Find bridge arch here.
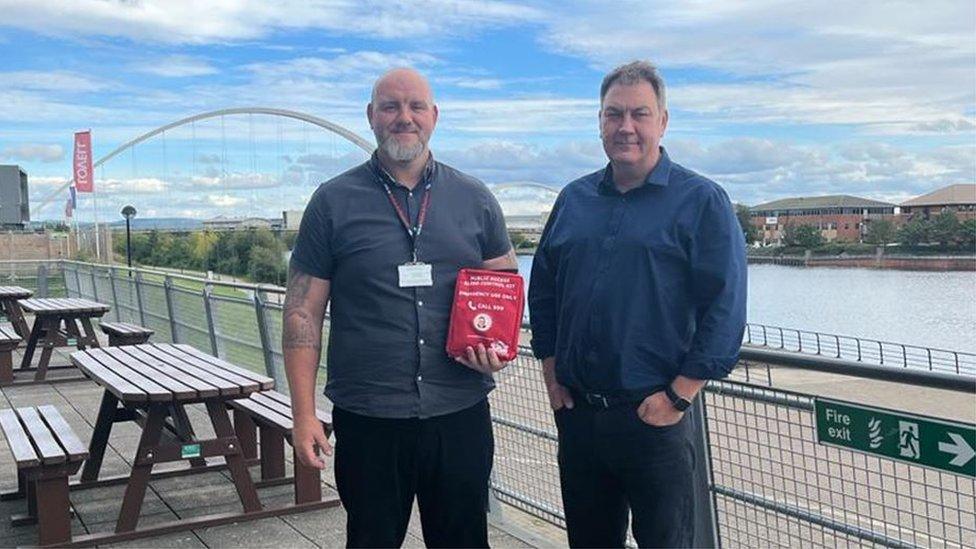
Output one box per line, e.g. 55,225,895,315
37,107,375,214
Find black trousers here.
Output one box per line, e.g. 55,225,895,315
333,399,494,548
555,402,696,548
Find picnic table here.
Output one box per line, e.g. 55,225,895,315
18,297,109,382
67,343,338,544
0,286,32,339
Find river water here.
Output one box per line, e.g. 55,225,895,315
516,255,976,353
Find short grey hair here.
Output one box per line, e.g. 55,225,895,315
600,60,667,111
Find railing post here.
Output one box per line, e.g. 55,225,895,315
134,271,147,327
108,266,121,321
203,283,220,357
90,264,99,302
61,261,69,297
253,287,280,386
691,394,720,548
74,264,83,299
164,276,180,344
36,263,49,298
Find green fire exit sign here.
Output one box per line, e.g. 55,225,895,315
814,398,975,478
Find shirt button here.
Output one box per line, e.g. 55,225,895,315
417,300,424,307
416,375,423,381
419,338,425,345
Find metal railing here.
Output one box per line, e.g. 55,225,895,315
744,323,976,375
4,260,974,548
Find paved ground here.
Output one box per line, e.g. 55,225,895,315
0,346,548,548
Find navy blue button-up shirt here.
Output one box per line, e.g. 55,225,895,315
528,148,747,393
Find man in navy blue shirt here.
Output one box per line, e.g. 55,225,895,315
529,60,747,548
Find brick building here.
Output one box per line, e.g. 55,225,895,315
900,184,976,221
750,195,897,246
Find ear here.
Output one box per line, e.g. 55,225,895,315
366,102,374,128
660,108,669,137
432,103,439,127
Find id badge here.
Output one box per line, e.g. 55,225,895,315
398,262,433,288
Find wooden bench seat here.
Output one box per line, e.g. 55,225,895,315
0,325,22,384
0,405,89,546
228,390,332,504
99,321,155,347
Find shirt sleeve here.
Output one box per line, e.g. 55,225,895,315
289,186,335,280
679,185,748,380
528,194,563,360
480,191,512,260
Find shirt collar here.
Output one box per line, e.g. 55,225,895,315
369,150,436,189
599,147,673,195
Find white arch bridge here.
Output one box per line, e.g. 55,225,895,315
38,107,559,220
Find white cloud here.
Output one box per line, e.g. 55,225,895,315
0,143,64,163
208,194,247,207
137,55,218,78
0,70,108,92
0,0,542,44
536,0,975,134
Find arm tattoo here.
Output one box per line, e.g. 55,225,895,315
283,267,323,350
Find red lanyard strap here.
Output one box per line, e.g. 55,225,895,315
382,181,433,261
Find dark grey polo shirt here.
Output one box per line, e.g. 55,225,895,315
290,155,512,419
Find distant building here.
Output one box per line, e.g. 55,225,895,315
202,215,274,231
900,184,976,221
505,213,547,234
750,195,897,245
0,165,30,229
282,209,304,231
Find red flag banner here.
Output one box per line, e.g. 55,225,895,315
73,131,93,192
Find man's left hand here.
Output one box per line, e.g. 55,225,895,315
456,343,510,374
637,391,684,427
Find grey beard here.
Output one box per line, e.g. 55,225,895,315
380,135,426,162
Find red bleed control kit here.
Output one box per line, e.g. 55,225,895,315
446,269,525,362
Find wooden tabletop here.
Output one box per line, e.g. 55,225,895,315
19,297,110,315
70,343,274,403
0,286,33,299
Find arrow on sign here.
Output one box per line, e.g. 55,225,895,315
939,433,975,467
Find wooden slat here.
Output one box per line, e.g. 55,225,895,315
0,408,40,468
16,407,66,465
100,322,154,336
249,392,297,419
147,345,262,392
0,286,32,298
131,345,242,396
85,349,174,402
70,351,149,402
37,405,89,462
167,344,274,389
260,390,332,425
116,346,220,398
228,398,292,431
0,326,21,343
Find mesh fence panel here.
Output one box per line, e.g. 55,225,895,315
169,285,213,352
706,382,976,548
136,277,174,342
210,293,266,376
110,273,142,324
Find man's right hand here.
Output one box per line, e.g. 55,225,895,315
542,357,574,411
293,414,333,470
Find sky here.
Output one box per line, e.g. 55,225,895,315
0,0,973,221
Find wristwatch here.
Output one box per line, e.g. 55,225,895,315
664,385,692,412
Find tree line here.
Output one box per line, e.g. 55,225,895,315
112,229,290,285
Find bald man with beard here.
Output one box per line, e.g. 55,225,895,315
283,68,518,548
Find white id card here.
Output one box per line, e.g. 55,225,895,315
398,262,433,287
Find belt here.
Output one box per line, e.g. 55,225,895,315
569,388,661,409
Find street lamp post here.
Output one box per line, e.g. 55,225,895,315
121,205,137,272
